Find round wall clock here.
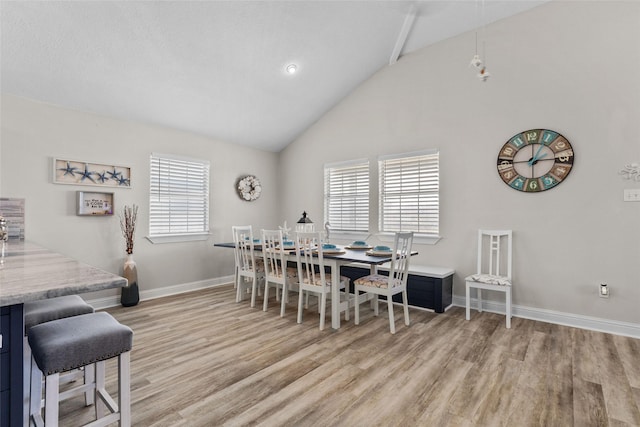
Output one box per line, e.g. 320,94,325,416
237,175,262,201
497,129,574,192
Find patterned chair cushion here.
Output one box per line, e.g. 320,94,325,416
269,267,298,279
240,258,265,273
253,258,265,272
302,275,349,287
354,274,401,289
466,274,512,286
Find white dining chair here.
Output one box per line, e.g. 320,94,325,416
465,229,513,328
261,229,298,316
231,225,264,307
294,232,350,330
354,232,414,334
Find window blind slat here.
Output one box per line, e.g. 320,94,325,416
324,161,369,232
379,151,439,235
149,154,210,236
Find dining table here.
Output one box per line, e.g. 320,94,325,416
214,241,417,330
0,241,127,427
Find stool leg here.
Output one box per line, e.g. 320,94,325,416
84,363,95,406
95,360,107,420
30,355,43,422
119,352,131,427
24,337,32,427
44,373,60,427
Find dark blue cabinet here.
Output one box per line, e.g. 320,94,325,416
341,264,454,313
0,304,23,427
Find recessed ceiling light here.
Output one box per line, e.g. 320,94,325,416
286,64,297,74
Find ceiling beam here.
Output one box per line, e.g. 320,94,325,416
389,5,417,65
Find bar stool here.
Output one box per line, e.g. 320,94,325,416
28,312,133,427
24,295,95,424
24,295,95,333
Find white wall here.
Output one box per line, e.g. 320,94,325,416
1,94,281,300
1,1,638,328
279,1,640,324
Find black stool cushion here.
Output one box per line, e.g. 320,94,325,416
28,312,133,375
24,295,94,334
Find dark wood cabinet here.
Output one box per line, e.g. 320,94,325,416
340,264,454,313
0,304,23,427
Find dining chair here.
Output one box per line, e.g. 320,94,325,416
465,229,513,328
261,229,298,316
294,232,350,330
231,225,264,307
354,232,414,334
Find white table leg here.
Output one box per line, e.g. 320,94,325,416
330,259,341,330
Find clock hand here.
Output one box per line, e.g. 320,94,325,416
528,144,546,166
513,157,552,164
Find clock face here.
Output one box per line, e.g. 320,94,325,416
497,129,574,192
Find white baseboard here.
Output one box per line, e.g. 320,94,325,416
87,278,639,339
452,296,640,339
87,275,234,310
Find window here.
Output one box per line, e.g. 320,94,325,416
324,159,369,233
379,150,439,237
148,153,210,243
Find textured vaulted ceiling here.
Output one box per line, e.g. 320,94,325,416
1,1,545,152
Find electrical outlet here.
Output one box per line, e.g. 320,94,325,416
599,283,609,298
623,189,640,202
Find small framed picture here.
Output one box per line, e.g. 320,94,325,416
77,191,114,216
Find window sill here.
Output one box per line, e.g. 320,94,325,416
376,232,441,245
146,233,210,244
328,231,371,241
328,231,441,245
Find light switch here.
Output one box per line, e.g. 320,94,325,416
623,189,640,202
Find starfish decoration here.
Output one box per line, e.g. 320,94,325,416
78,164,96,183
96,171,110,183
116,176,130,186
107,168,122,181
58,162,78,176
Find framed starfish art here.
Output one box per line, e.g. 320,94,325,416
53,158,132,188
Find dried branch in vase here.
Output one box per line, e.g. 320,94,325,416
120,204,138,255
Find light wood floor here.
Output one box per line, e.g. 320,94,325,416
58,285,640,427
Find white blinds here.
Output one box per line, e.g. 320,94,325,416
324,159,369,232
149,153,210,236
379,150,439,235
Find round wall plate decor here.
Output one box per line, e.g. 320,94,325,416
497,129,574,192
237,175,262,201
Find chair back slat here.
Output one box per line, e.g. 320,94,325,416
232,225,257,274
478,229,512,279
294,231,325,287
388,232,414,286
261,229,286,283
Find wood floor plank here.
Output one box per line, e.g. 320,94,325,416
613,334,640,389
597,334,640,426
53,285,640,427
573,377,608,427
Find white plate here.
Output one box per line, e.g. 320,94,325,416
345,245,373,250
315,247,346,255
366,250,394,257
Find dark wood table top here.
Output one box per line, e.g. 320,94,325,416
214,242,417,265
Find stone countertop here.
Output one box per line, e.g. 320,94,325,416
0,241,127,306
